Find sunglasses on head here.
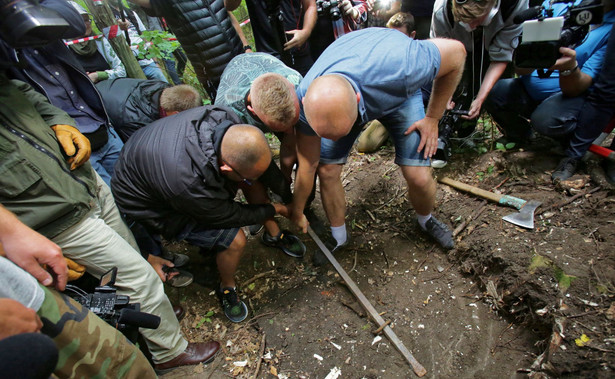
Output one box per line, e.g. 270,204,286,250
222,158,253,186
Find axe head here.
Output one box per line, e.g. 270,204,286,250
502,200,541,229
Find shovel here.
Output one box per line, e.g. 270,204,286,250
439,177,541,229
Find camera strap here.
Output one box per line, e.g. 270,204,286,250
537,69,555,79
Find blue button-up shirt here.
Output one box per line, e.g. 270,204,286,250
18,48,106,134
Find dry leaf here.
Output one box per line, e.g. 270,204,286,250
193,363,204,374
606,303,615,320
270,365,278,376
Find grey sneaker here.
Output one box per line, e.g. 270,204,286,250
552,157,579,182
160,247,190,268
248,224,264,236
165,268,194,288
421,217,454,250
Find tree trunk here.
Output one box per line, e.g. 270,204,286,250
82,0,146,79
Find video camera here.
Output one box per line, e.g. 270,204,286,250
316,0,342,20
65,267,160,342
514,0,604,69
0,0,69,48
434,105,469,165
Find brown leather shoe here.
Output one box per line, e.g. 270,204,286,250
173,304,185,321
154,341,220,374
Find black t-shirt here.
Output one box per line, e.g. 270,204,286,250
401,0,435,17
245,0,312,60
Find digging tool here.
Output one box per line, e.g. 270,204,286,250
438,177,541,229
307,226,427,377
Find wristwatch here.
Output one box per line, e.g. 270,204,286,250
243,45,252,52
560,65,579,77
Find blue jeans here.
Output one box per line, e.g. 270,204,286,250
141,61,168,82
531,92,587,139
484,78,540,140
486,77,590,146
320,89,429,167
566,23,615,158
89,127,123,186
177,224,239,253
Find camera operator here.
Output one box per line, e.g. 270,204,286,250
429,0,528,167
308,0,368,60
0,206,156,377
223,0,317,76
484,0,615,182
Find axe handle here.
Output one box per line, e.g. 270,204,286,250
439,177,526,210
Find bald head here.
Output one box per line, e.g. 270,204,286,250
221,124,272,181
250,73,300,132
303,75,358,140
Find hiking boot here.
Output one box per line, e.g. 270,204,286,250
160,247,190,268
313,233,351,267
216,286,248,323
421,217,454,250
261,230,306,258
552,157,579,182
431,137,451,169
603,159,615,185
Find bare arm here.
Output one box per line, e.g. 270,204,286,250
0,206,67,290
405,38,466,158
289,132,322,233
285,0,317,50
463,61,508,119
554,47,593,97
229,11,252,50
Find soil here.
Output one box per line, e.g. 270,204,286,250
160,133,615,379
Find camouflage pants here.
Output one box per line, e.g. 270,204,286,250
38,286,156,379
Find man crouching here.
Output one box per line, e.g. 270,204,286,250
111,105,305,323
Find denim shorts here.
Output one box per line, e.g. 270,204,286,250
177,224,239,253
320,89,430,167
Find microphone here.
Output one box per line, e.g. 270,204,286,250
117,308,161,329
513,6,543,24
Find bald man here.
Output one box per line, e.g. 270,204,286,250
291,28,466,261
215,53,302,199
112,105,304,323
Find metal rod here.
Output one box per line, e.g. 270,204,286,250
307,227,427,377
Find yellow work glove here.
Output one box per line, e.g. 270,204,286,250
65,257,86,282
51,124,91,170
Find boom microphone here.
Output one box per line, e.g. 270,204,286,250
513,6,543,24
117,308,161,329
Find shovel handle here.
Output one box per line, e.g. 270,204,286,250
439,177,526,210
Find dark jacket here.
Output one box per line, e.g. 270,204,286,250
95,78,170,142
111,105,275,238
149,0,243,100
0,75,96,239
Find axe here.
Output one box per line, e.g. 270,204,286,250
439,177,541,229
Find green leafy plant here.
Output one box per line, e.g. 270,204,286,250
495,142,516,152
195,310,215,328
136,30,180,61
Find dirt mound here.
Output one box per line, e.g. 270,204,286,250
161,141,614,378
